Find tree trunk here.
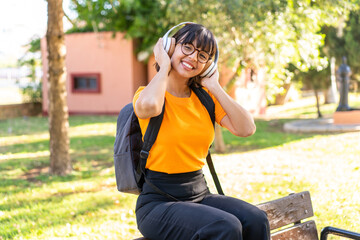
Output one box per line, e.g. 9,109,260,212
314,88,323,119
213,66,238,153
214,123,226,153
324,56,338,104
274,83,291,105
47,0,71,175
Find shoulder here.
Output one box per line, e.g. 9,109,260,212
133,86,146,104
201,86,217,103
132,86,146,115
135,86,146,95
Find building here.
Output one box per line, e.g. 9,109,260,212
41,31,148,115
41,32,266,116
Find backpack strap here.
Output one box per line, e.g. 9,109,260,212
206,153,224,195
139,84,225,199
189,83,215,126
190,83,225,195
139,104,181,201
141,103,165,155
137,103,165,177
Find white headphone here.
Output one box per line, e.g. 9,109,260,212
162,22,219,78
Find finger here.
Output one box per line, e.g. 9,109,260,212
156,38,163,50
154,38,161,50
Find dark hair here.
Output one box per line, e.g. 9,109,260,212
155,23,217,86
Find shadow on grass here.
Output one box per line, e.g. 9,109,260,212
221,118,338,153
0,180,108,211
1,189,132,239
0,158,114,196
1,135,115,167
0,134,117,197
0,115,117,137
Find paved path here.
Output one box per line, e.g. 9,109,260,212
283,118,360,133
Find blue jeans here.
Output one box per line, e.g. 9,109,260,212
136,170,270,240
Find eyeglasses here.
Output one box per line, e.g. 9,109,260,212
180,43,211,63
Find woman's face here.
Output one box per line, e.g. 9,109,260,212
170,41,207,79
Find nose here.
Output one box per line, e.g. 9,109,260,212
188,50,198,61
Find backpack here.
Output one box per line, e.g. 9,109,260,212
114,83,224,198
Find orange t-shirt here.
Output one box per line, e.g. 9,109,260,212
133,87,226,174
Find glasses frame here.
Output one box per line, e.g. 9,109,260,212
179,42,211,64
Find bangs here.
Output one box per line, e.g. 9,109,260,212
173,24,216,57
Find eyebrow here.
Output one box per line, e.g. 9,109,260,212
178,33,214,55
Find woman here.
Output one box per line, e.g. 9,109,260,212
133,23,270,240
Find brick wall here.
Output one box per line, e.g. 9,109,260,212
0,102,42,120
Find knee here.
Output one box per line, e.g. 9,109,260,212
196,217,242,239
247,208,270,230
219,217,242,237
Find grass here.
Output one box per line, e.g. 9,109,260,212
1,95,360,239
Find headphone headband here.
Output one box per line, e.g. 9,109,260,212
163,22,195,39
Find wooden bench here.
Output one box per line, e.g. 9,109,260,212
134,191,360,240
257,191,317,239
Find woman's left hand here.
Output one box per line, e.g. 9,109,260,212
201,68,256,137
201,69,220,92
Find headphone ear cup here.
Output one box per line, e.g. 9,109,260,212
200,60,215,78
163,37,175,55
167,38,176,57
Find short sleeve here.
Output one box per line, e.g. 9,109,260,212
132,86,146,117
203,88,227,126
132,86,150,137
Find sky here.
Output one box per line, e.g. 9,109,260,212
0,0,74,66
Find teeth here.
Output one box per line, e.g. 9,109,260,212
182,62,193,69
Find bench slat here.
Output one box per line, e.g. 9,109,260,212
271,220,318,240
257,191,314,230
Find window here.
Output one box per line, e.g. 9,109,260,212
71,73,101,93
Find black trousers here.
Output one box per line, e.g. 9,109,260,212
136,170,270,240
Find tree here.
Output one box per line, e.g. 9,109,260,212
291,65,330,118
291,5,360,117
17,37,42,103
67,0,358,151
323,9,360,84
47,0,71,175
68,0,357,97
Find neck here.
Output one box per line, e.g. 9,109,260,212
167,71,190,97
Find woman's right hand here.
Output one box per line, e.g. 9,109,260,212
154,38,171,72
135,38,171,119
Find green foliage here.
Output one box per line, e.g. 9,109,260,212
17,80,42,103
17,37,42,103
68,0,172,60
344,11,360,81
322,8,360,82
290,5,360,112
67,0,359,100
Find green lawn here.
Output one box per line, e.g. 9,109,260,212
1,96,360,239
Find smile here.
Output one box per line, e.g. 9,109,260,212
182,61,194,69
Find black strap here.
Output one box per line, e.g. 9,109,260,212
144,177,180,201
190,83,224,195
139,103,181,201
142,104,165,153
190,83,215,125
138,104,165,177
140,84,225,199
206,152,224,195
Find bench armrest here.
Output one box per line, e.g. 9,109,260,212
320,226,360,240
